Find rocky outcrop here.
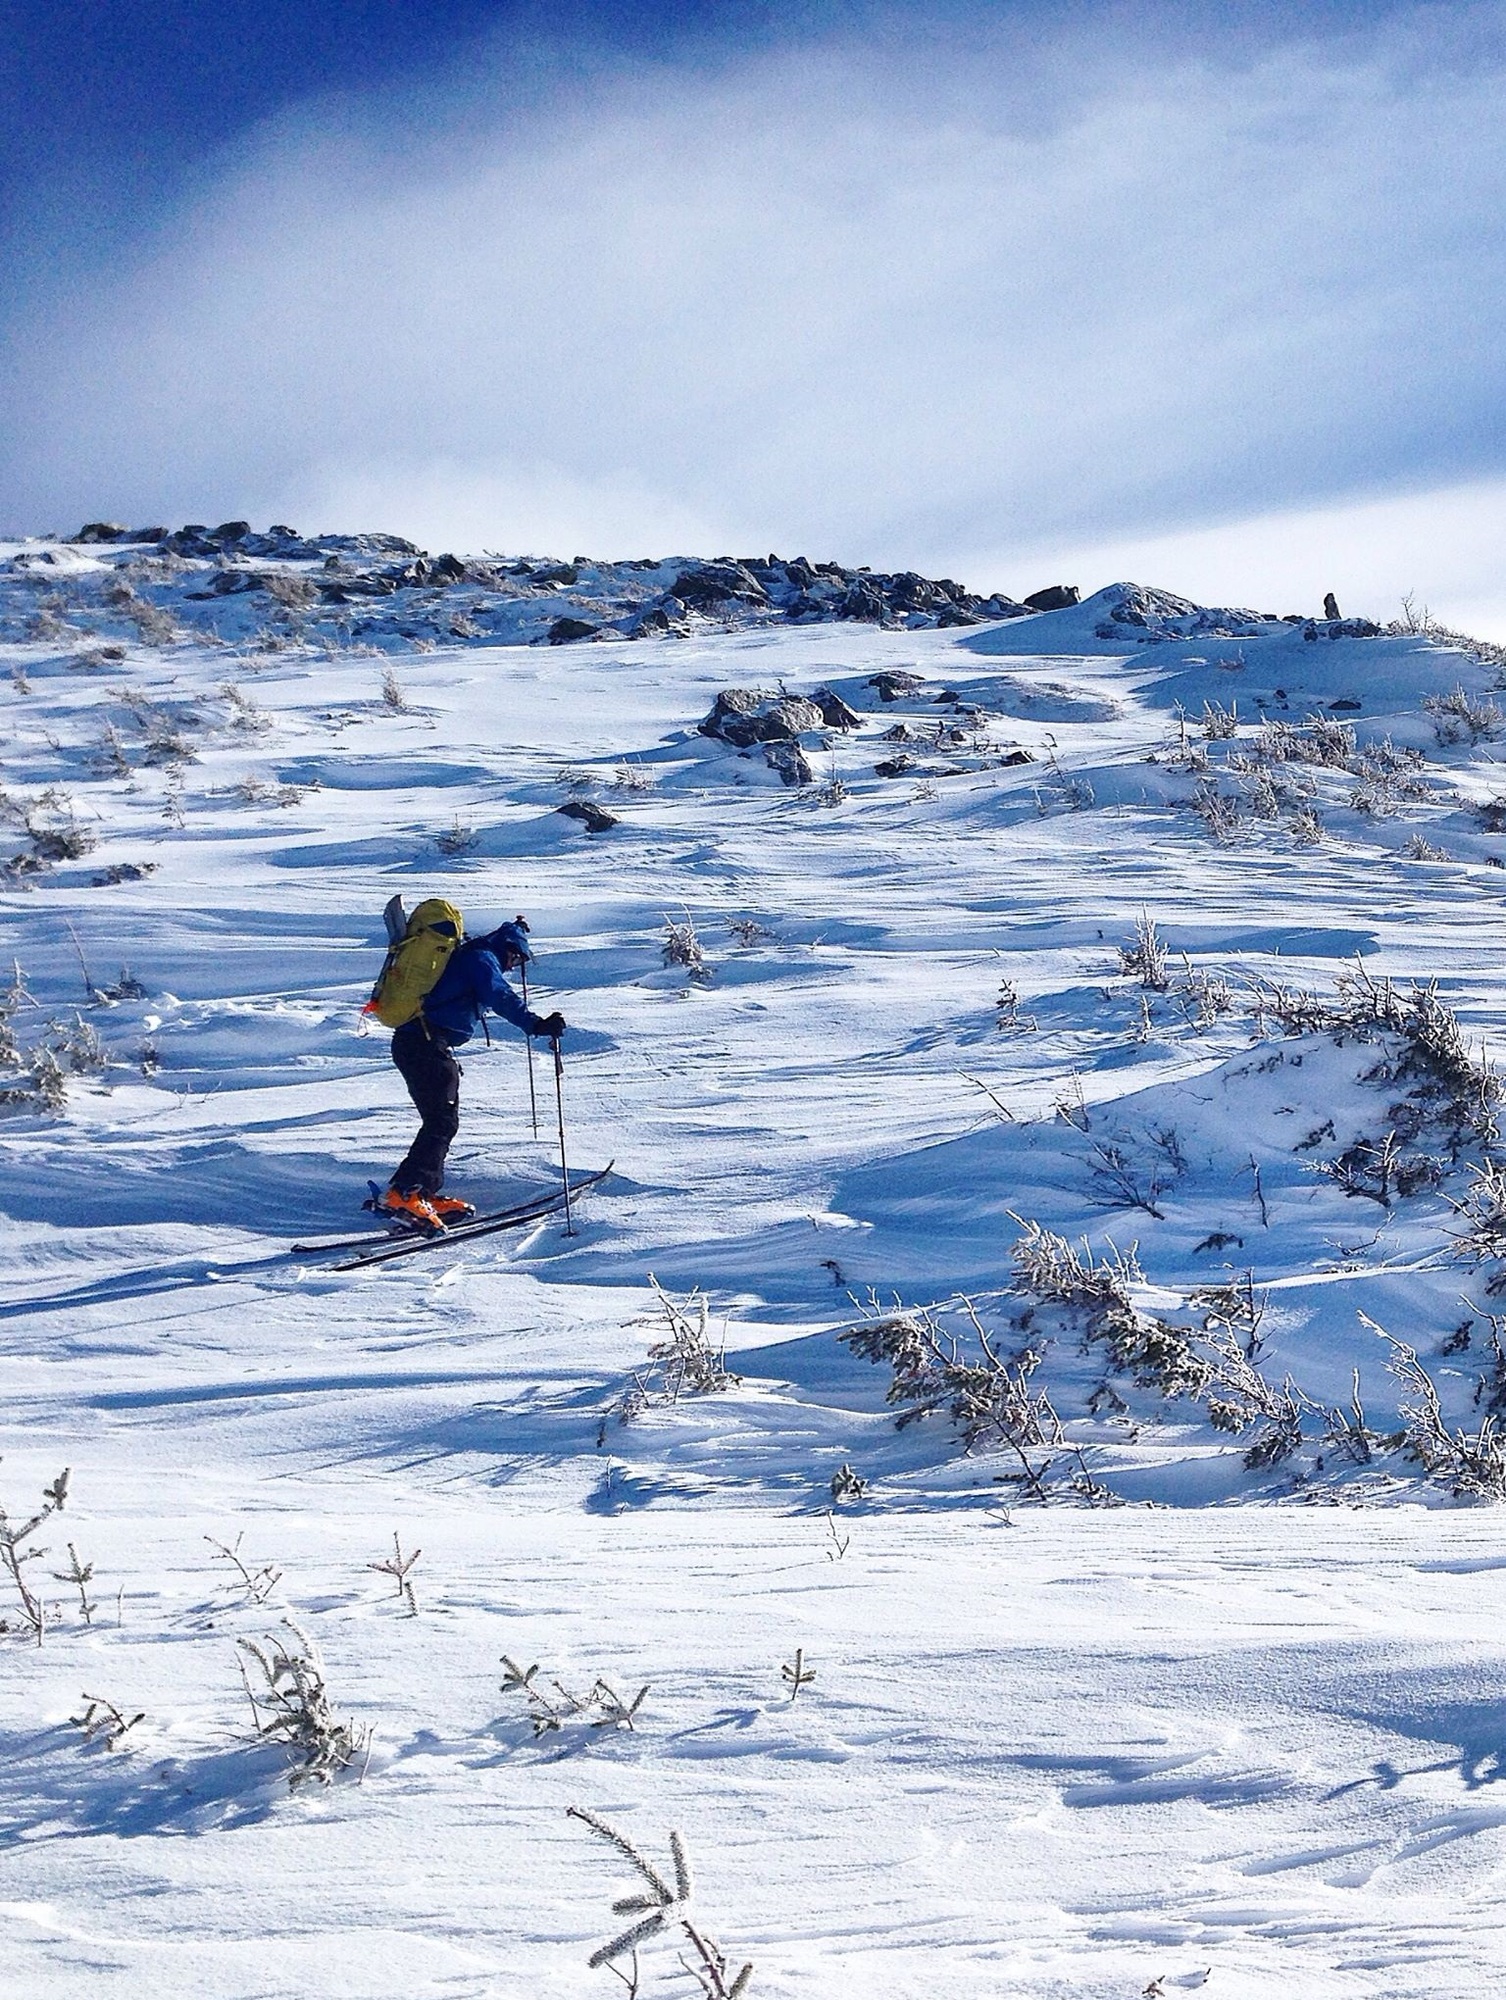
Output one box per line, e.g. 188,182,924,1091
763,740,814,786
556,799,619,832
867,670,924,702
699,689,825,748
547,616,599,644
810,688,862,730
1023,584,1080,612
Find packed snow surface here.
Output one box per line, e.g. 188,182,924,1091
5,536,1506,1996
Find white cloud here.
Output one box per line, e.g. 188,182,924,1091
6,4,1506,617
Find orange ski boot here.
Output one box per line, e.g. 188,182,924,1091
380,1186,445,1233
429,1194,477,1224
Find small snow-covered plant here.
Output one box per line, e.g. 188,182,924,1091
1424,685,1504,746
434,816,480,856
71,1693,144,1750
1086,1136,1176,1219
1449,1161,1506,1268
637,1276,740,1400
24,790,96,861
205,1531,283,1605
1311,1129,1445,1207
1175,955,1234,1027
781,1648,816,1700
661,911,712,984
0,1466,69,1643
1290,804,1324,844
994,977,1038,1033
611,762,656,792
500,1655,648,1736
1190,780,1242,841
1255,714,1355,767
1033,747,1094,813
1200,699,1239,740
1119,912,1168,989
380,664,409,711
567,1808,753,1999
237,1620,367,1787
1405,833,1449,861
1369,1317,1506,1499
368,1531,421,1614
11,664,31,694
830,1462,868,1504
814,759,848,807
52,1542,97,1625
726,916,773,947
219,682,269,732
556,764,598,795
48,1012,108,1076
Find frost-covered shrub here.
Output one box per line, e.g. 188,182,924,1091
1009,1223,1209,1400
1255,714,1355,767
1424,685,1505,745
662,912,712,983
1373,1322,1506,1500
238,1621,367,1787
1119,911,1169,989
840,1295,1060,1492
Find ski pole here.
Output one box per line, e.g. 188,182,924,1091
519,965,540,1138
551,1035,575,1237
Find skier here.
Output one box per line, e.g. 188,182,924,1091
380,917,565,1230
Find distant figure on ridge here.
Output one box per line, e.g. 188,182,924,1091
363,898,565,1232
1323,591,1341,621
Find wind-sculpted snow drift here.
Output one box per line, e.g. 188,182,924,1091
6,525,1506,1997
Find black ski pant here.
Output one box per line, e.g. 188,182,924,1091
390,1020,461,1195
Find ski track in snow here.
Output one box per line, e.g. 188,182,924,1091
4,547,1506,1994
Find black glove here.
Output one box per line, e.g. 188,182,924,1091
532,1011,566,1039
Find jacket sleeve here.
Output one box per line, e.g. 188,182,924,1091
472,949,548,1036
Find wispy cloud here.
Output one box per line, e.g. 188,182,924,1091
5,3,1506,624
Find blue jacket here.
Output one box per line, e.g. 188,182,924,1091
421,940,545,1046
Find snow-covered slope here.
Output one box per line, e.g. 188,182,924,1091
5,532,1506,1997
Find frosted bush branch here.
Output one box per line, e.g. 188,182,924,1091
0,1465,69,1642
500,1653,649,1736
567,1809,752,1998
237,1620,367,1786
1367,1315,1506,1499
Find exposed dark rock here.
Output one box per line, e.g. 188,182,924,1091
1324,592,1341,621
547,617,599,644
73,522,130,543
998,748,1036,766
430,553,467,584
629,607,679,636
868,671,925,702
699,688,824,747
1326,620,1381,640
810,688,862,730
556,799,619,832
874,754,916,778
211,520,251,543
1329,698,1363,711
1023,584,1080,612
764,740,814,786
670,562,770,608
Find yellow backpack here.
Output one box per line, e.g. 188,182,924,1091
363,897,464,1028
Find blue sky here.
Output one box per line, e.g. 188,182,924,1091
6,1,1506,627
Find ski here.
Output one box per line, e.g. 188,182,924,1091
326,1161,613,1272
289,1174,594,1257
